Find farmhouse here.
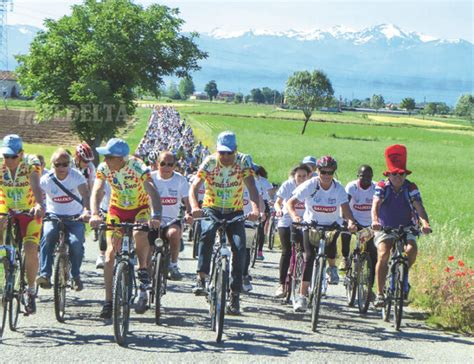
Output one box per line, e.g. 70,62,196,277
216,91,235,102
0,71,20,98
190,91,209,100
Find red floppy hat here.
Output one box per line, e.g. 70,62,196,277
383,144,412,177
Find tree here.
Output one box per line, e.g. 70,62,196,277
16,0,206,153
360,97,371,108
250,88,265,104
178,77,195,100
285,69,334,134
261,87,274,104
454,94,474,121
436,102,450,115
204,80,218,101
424,102,437,116
400,97,416,115
233,92,243,104
167,81,181,100
370,94,385,111
244,94,251,103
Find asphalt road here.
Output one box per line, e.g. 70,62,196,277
0,233,472,362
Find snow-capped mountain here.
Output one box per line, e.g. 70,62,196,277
6,24,473,104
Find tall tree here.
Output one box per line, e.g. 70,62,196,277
204,80,218,101
167,81,181,100
370,94,385,111
16,0,206,153
261,87,274,104
400,97,416,115
454,94,474,121
285,69,334,134
178,77,195,100
250,88,265,104
233,93,243,104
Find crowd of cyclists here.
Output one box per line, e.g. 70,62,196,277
0,105,432,330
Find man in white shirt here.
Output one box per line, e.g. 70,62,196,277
150,151,192,280
37,149,91,290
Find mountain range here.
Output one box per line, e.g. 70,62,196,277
6,23,473,105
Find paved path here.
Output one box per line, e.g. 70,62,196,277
1,234,472,362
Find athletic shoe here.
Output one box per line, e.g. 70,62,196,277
36,275,52,289
96,255,105,269
274,284,286,298
72,276,84,292
242,275,253,292
192,277,207,296
135,288,148,314
374,294,385,308
25,289,36,314
100,301,112,319
293,295,308,312
338,257,350,271
226,293,241,315
168,266,183,281
256,251,265,261
327,266,340,285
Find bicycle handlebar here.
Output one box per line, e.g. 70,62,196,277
292,221,344,232
43,214,84,223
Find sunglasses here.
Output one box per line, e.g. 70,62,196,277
3,155,19,160
390,172,406,177
54,162,69,168
319,170,335,175
159,161,175,167
218,151,235,156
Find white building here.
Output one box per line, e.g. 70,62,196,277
0,71,20,98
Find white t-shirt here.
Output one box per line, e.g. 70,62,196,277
100,182,111,212
345,180,376,227
243,187,252,215
276,178,305,228
151,171,189,226
255,177,270,202
259,176,273,201
292,177,348,225
40,169,87,216
189,174,206,202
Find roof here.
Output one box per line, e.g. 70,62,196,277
0,71,17,81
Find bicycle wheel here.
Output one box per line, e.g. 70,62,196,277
344,254,357,307
382,270,393,322
268,219,276,250
113,261,131,346
357,254,373,314
250,234,258,268
215,257,228,343
153,252,163,325
0,256,8,338
311,257,325,332
290,250,304,305
209,259,218,332
394,263,407,330
9,251,23,331
53,253,68,323
192,221,201,259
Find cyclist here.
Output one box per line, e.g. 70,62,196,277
372,144,432,307
340,165,377,272
253,164,269,261
189,131,260,315
37,149,91,290
302,156,317,177
0,134,44,314
147,150,159,171
74,142,96,190
149,151,193,280
273,163,311,298
287,156,357,312
89,138,162,318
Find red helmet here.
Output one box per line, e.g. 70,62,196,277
317,155,338,170
76,142,94,162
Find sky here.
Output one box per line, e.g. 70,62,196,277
7,0,474,42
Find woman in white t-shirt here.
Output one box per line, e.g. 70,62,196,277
37,149,91,291
273,163,311,298
287,156,357,312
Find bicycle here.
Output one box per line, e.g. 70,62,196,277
43,215,84,323
196,212,247,343
343,226,375,313
293,221,343,332
249,217,262,268
0,210,31,338
285,227,304,305
267,210,278,251
380,225,418,331
149,223,172,325
101,220,149,346
191,219,202,259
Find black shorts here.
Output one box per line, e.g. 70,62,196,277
148,220,182,246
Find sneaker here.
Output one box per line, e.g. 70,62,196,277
36,275,52,289
226,293,241,315
192,277,207,296
25,289,36,315
256,251,265,261
369,290,376,302
100,301,113,319
293,295,308,312
96,254,105,269
274,284,286,298
374,294,385,308
135,288,148,314
168,265,183,281
327,266,340,285
242,275,253,292
338,257,350,271
72,276,84,292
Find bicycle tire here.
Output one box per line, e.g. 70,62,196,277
268,219,276,250
153,252,163,325
250,234,258,268
382,270,393,322
215,257,228,343
357,254,373,314
345,254,357,307
311,257,325,332
9,250,24,331
53,253,68,323
209,256,218,331
113,261,131,346
290,250,304,305
394,263,406,330
192,221,201,259
0,256,8,338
